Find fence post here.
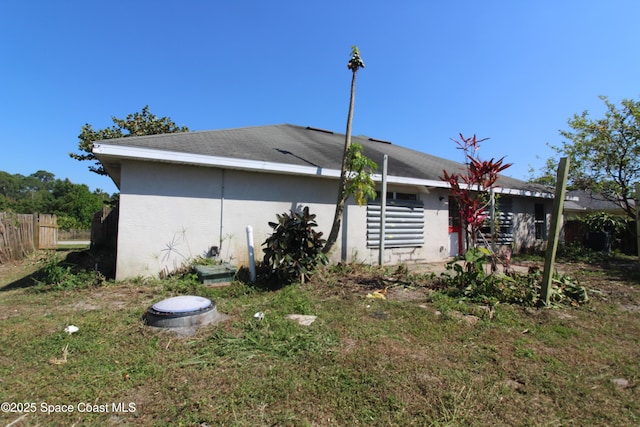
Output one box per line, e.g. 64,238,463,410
540,157,570,306
33,213,39,250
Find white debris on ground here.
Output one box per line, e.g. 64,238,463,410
286,314,317,326
64,325,79,335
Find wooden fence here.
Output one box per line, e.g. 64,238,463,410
0,212,58,264
91,206,118,250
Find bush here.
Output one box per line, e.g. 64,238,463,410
32,252,105,292
439,247,588,307
262,206,328,285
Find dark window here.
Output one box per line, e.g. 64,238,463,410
448,197,461,228
375,191,417,201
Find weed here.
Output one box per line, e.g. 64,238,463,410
31,252,105,292
438,248,588,307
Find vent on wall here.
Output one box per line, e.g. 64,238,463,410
366,200,424,248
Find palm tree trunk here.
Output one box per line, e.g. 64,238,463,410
323,69,357,255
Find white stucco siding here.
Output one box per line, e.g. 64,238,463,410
116,161,223,279
510,197,554,253
115,162,352,278
424,189,454,260
115,161,479,278
218,169,339,265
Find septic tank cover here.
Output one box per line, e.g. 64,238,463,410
152,295,211,314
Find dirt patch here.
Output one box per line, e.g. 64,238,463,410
386,286,432,301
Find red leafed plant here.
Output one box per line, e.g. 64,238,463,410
441,134,512,250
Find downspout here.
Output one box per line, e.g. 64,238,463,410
219,169,225,253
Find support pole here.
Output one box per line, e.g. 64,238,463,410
490,187,496,251
378,155,388,265
246,225,256,282
540,157,570,306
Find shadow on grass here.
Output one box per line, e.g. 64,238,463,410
0,248,116,292
594,257,640,284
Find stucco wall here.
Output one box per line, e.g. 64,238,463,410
116,161,223,278
510,196,554,253
115,161,455,279
115,160,553,279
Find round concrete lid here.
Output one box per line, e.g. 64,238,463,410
152,295,212,314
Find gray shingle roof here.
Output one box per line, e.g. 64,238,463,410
565,190,629,212
95,123,550,195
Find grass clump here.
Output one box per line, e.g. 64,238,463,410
31,252,105,292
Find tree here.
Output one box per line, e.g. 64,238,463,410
51,179,109,229
70,105,189,175
0,170,111,229
323,46,377,254
547,96,640,220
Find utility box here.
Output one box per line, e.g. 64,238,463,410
193,263,237,285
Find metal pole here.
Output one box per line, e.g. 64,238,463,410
490,187,495,251
378,155,388,265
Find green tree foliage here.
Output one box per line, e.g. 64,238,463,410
345,143,377,205
0,171,112,229
70,105,189,175
324,46,377,254
540,96,640,220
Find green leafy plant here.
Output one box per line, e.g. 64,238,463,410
581,211,628,234
345,142,377,205
263,206,328,284
32,252,105,292
440,248,587,306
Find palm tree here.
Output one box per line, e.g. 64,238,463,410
323,46,365,254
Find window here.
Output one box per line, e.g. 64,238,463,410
374,191,418,201
448,197,461,229
534,203,545,240
367,193,424,248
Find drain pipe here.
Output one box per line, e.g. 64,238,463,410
246,226,257,282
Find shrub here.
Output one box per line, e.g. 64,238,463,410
262,206,328,284
32,252,105,292
439,247,588,307
580,211,628,235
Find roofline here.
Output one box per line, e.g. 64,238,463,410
93,143,553,198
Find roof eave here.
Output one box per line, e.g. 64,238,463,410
92,143,553,197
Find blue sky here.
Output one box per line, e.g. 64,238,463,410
1,1,639,195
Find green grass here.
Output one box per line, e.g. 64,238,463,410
0,256,639,426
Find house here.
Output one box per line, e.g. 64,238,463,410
564,189,631,218
93,124,555,279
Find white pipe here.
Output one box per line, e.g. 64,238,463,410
246,226,256,282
